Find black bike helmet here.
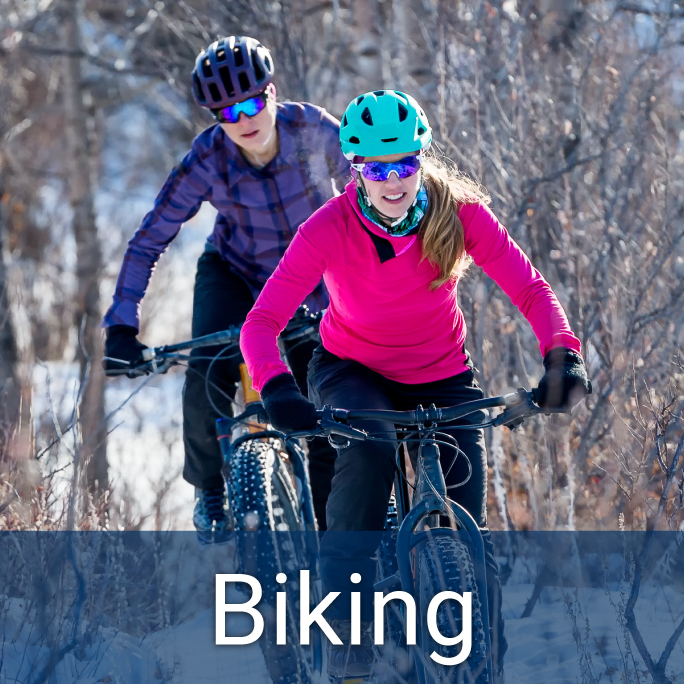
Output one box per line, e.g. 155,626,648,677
191,36,274,109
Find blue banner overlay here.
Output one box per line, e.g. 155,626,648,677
1,532,682,683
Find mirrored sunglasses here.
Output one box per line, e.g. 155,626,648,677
213,92,268,124
351,155,423,182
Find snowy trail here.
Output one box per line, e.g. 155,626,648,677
150,604,271,684
502,582,684,682
3,571,682,683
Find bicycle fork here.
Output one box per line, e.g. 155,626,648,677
394,442,494,683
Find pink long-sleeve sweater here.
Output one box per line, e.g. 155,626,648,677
240,180,581,392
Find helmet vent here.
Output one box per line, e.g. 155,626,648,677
394,91,408,104
233,46,244,67
251,52,264,81
417,127,426,135
373,90,386,96
216,49,226,61
238,72,251,92
382,137,398,143
397,102,408,122
193,74,206,102
361,107,373,126
202,58,212,78
219,67,235,98
208,83,221,102
264,56,272,71
349,136,360,144
356,95,365,105
342,115,348,127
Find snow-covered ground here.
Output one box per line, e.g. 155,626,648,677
0,573,271,683
2,548,682,683
106,370,192,529
503,582,684,682
32,338,197,531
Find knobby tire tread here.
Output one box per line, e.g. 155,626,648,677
415,535,488,684
226,439,310,684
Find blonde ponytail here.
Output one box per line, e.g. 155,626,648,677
420,158,490,289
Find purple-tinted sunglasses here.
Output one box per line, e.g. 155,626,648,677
213,91,268,124
351,154,423,181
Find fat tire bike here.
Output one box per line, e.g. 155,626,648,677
105,306,324,684
288,388,572,684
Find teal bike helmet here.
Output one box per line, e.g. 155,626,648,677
339,90,432,160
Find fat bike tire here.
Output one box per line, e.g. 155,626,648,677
414,534,488,684
226,438,310,684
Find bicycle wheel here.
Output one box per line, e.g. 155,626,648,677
225,438,310,684
414,534,489,684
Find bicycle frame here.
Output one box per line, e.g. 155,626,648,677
285,390,573,683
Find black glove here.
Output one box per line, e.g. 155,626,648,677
533,347,591,410
104,324,148,376
261,373,318,434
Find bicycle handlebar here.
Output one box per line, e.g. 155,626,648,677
332,394,516,426
287,388,572,441
107,307,324,378
141,326,243,360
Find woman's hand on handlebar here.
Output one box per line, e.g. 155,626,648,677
260,373,319,433
533,347,592,410
104,325,149,376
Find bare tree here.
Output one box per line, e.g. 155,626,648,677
0,35,34,475
0,175,22,449
1,0,683,537
61,0,108,497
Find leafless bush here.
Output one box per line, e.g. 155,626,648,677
400,1,684,532
1,0,683,531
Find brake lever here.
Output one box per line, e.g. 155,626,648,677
320,417,368,441
287,427,325,440
492,388,538,430
495,388,574,429
135,358,173,377
126,367,151,379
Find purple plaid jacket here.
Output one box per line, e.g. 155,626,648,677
103,102,349,329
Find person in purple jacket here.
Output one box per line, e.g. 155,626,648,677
102,36,347,543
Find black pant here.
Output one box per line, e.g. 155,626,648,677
182,250,337,529
307,346,506,668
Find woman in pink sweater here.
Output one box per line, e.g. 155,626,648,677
240,90,590,677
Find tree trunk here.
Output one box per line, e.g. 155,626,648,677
0,52,28,467
391,0,408,90
61,0,108,498
0,173,22,459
